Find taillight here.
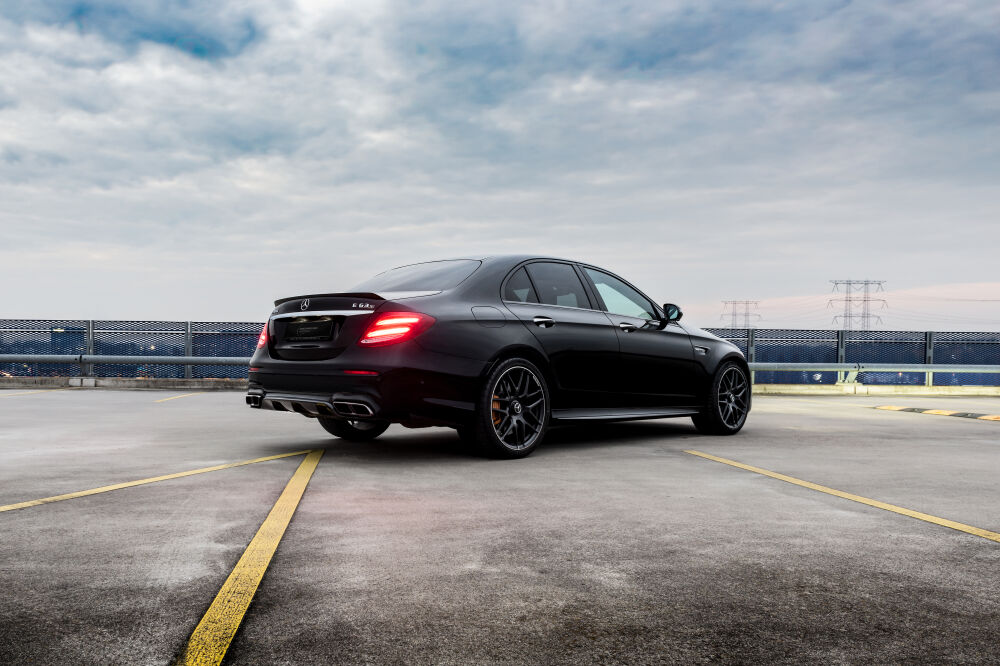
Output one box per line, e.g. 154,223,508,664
257,323,268,348
359,312,435,347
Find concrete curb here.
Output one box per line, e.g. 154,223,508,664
0,377,247,391
753,384,1000,397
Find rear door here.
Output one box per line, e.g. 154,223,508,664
580,266,698,405
502,262,619,399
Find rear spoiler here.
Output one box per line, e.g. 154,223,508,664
273,290,441,306
273,292,382,307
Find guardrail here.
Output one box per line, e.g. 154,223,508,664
0,355,249,366
5,321,1000,385
2,355,1000,381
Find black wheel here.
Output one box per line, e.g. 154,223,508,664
467,358,550,458
692,361,750,435
318,417,390,441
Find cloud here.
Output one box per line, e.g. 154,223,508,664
0,0,998,327
1,1,263,59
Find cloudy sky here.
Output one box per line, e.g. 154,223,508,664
2,0,999,329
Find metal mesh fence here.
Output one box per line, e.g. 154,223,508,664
0,319,262,379
708,329,840,385
0,320,87,378
932,332,1000,387
93,321,186,379
705,328,1000,386
191,322,261,379
845,330,925,385
3,320,1000,384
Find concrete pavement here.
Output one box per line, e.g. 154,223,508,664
1,390,998,664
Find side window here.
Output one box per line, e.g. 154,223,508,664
525,263,591,309
584,268,657,319
503,267,538,303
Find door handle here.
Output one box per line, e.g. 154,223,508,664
619,322,638,332
532,316,555,328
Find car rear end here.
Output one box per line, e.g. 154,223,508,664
246,260,488,428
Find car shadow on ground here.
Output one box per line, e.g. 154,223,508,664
262,418,701,463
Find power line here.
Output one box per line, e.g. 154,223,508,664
828,280,887,330
721,300,761,329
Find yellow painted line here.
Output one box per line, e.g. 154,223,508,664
875,405,1000,422
0,450,313,513
177,449,323,666
685,450,1000,544
154,392,205,403
0,388,75,397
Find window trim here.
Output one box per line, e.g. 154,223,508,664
578,264,662,321
501,265,540,305
500,260,598,311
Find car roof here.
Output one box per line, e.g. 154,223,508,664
458,254,581,265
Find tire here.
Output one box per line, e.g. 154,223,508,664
318,417,390,441
466,357,550,458
692,361,751,435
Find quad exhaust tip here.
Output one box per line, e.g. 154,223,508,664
333,401,374,417
246,393,375,418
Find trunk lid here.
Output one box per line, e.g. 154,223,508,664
268,293,384,361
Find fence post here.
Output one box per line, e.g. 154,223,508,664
747,328,756,383
184,321,193,379
925,331,935,387
837,330,847,383
82,320,94,377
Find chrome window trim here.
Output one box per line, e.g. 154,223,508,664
501,300,601,314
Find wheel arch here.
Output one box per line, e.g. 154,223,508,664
481,344,555,390
717,352,750,377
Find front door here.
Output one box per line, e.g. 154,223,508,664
581,267,698,406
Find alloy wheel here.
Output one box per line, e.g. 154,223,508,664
717,366,749,428
490,365,546,450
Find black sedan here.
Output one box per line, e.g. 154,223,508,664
247,256,750,458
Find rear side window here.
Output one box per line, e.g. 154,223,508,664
525,263,590,309
503,267,538,303
351,259,481,292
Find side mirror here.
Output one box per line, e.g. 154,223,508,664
662,303,683,323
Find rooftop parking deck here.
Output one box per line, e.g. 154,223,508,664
1,390,998,664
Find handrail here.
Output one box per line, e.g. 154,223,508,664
0,354,249,366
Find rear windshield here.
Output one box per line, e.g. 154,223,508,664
351,259,482,292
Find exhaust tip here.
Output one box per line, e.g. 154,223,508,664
333,401,375,418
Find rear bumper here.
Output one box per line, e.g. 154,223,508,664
246,342,486,427
246,390,375,419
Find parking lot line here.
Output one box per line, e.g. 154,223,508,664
0,388,76,398
684,450,1000,544
154,392,205,403
874,405,1000,422
0,450,313,513
177,449,323,666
